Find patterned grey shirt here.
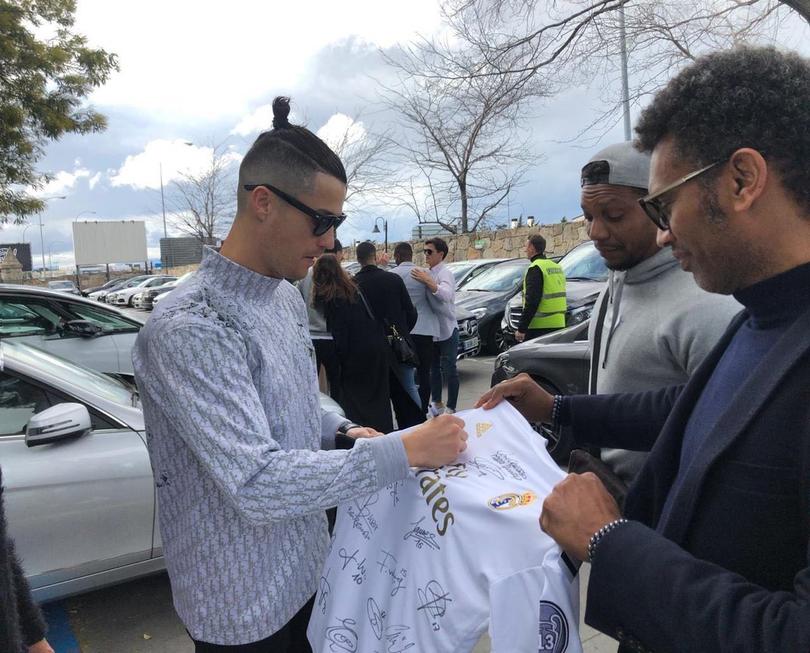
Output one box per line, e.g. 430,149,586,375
133,248,409,645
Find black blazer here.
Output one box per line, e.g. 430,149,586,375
354,265,417,346
568,306,810,652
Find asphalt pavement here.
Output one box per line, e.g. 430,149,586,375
43,316,615,651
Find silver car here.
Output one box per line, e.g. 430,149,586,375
0,285,143,378
1,340,344,602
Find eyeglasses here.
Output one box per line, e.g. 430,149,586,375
243,183,346,236
423,249,436,255
638,160,722,230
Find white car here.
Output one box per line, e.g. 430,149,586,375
0,340,344,602
151,270,195,308
0,285,144,378
87,275,151,302
106,276,177,307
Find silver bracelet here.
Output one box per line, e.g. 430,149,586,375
587,518,629,562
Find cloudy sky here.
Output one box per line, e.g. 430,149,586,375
7,0,810,269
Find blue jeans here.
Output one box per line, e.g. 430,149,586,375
430,329,459,410
393,362,421,408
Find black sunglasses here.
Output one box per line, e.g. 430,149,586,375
243,183,346,236
423,249,436,255
638,160,722,230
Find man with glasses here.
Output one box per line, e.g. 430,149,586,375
580,141,739,484
478,47,810,651
134,97,467,653
411,237,459,416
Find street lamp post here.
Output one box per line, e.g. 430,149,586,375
37,195,66,276
372,217,388,253
160,141,194,272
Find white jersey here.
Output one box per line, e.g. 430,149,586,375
308,402,582,653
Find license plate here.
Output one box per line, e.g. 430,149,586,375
464,336,479,351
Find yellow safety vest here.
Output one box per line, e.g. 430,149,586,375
523,258,567,329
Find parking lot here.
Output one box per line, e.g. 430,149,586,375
32,329,614,653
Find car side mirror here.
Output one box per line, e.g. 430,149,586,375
25,403,91,447
65,320,103,338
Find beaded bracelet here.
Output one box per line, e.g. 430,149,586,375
550,395,562,430
587,518,629,562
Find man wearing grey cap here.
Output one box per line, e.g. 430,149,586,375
579,141,739,483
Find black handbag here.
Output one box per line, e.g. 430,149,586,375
387,323,420,367
357,290,419,367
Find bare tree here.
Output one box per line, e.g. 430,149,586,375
321,114,394,204
169,143,237,242
383,34,543,233
432,0,808,140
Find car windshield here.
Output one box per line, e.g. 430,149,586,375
446,262,477,283
559,242,609,281
2,341,134,407
463,263,527,292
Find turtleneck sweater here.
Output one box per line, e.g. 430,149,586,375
133,247,409,645
658,261,810,527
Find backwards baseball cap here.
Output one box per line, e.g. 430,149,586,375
581,142,651,191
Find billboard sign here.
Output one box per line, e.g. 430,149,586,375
73,221,148,266
0,243,32,271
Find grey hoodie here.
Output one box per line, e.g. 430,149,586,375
587,247,741,482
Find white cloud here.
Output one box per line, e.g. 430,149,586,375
35,167,92,197
316,113,367,153
88,172,103,190
110,140,240,190
231,105,276,137
75,0,441,121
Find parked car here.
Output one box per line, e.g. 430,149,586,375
0,285,144,378
106,275,177,307
445,258,508,290
501,241,608,348
0,339,344,602
88,275,151,302
145,271,195,309
453,258,530,354
46,280,81,296
81,277,132,297
455,306,481,359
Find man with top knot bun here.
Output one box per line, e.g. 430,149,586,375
133,97,468,652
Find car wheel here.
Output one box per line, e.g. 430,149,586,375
529,377,574,466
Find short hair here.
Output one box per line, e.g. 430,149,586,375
635,46,810,214
356,241,376,265
393,242,413,261
237,96,347,213
425,237,448,260
325,238,343,254
528,234,546,255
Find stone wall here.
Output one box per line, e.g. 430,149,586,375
345,219,589,265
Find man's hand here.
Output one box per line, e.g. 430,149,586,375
540,473,622,562
346,426,383,439
474,373,554,423
377,252,390,267
515,330,526,343
401,414,467,468
29,640,55,653
410,268,437,292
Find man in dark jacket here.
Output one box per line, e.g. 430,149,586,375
354,241,424,428
1,467,52,653
478,46,810,652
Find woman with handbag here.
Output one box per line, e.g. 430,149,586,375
312,254,393,433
